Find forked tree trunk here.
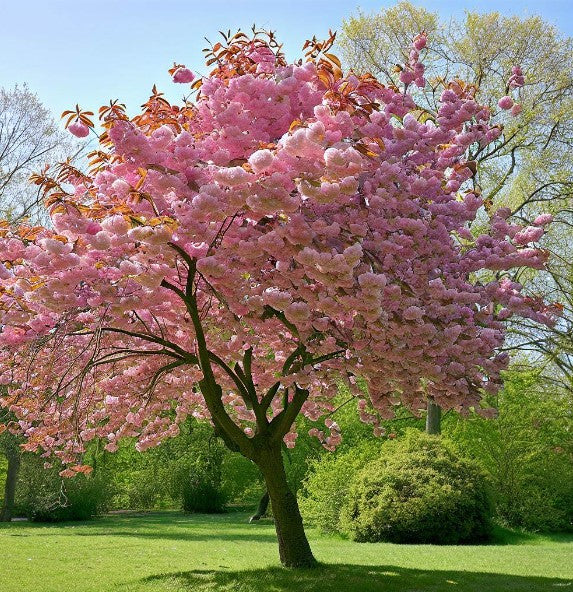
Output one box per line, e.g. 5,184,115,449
255,445,317,567
1,449,20,522
426,399,442,435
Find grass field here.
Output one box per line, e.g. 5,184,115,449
1,511,571,592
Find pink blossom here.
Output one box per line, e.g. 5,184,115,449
533,214,553,226
172,67,195,83
285,301,311,324
248,149,274,173
498,96,514,110
413,32,427,51
508,65,525,89
68,121,90,138
510,104,522,116
403,306,424,321
196,256,225,278
514,226,544,245
85,221,102,235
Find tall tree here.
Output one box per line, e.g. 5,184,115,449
0,87,79,517
0,85,75,223
340,3,573,419
0,30,555,567
0,422,20,522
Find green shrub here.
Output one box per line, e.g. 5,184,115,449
174,447,227,513
100,419,230,512
16,455,109,522
299,440,380,533
221,453,262,506
340,431,493,544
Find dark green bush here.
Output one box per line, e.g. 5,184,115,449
174,447,227,513
340,431,493,544
16,455,109,522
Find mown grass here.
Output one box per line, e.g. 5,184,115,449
0,511,571,591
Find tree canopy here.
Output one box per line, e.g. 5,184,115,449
0,29,557,566
0,85,74,224
340,2,573,394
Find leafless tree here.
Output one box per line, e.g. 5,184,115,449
0,85,77,224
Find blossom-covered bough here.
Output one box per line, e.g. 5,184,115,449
0,29,556,566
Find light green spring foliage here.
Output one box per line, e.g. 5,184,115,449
339,431,493,544
447,369,573,531
299,439,380,533
340,1,573,394
300,369,572,534
300,430,493,543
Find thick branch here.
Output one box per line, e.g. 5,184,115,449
268,385,309,443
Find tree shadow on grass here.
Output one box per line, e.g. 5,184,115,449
70,529,280,543
489,525,573,545
1,511,280,543
140,564,572,592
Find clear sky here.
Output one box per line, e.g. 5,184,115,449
1,0,572,120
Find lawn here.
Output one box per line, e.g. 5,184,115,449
0,511,571,592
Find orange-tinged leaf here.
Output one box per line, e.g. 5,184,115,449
325,53,341,68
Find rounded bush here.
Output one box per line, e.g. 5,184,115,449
340,431,493,544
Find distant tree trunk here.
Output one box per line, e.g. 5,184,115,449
426,399,442,435
254,444,316,568
0,449,20,522
249,491,270,522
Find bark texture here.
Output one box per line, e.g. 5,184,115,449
0,449,20,522
426,399,442,435
255,445,317,567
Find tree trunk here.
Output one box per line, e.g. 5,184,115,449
426,399,442,435
249,490,269,522
255,445,317,568
1,449,20,522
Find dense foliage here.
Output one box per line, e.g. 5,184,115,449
15,455,109,522
340,431,493,544
0,27,558,565
299,440,378,533
448,371,573,532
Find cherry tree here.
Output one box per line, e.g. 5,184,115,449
0,30,556,567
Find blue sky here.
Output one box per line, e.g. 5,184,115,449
1,0,572,120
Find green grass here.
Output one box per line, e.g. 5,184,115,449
1,511,571,591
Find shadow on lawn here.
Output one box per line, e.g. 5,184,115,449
140,564,573,592
489,525,573,545
0,512,280,544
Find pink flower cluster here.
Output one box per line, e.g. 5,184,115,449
0,33,555,465
400,33,426,88
499,65,525,115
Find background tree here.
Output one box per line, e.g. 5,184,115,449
0,86,80,519
0,85,76,224
340,3,573,424
0,30,556,567
448,369,573,531
0,418,20,522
